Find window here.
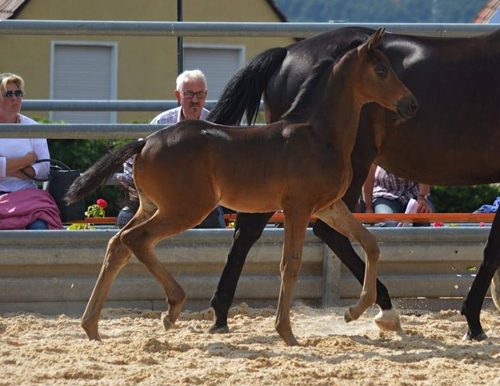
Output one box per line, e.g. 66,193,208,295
51,41,118,123
184,45,245,100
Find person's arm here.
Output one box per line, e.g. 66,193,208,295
362,163,377,213
5,151,37,175
30,138,50,180
416,184,432,213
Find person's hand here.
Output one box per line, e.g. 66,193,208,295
25,151,37,165
365,207,374,213
416,197,432,213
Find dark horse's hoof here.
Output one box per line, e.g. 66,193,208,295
462,330,488,342
207,323,230,334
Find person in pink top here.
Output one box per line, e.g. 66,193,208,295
0,73,62,230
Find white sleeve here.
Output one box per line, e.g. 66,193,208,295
31,139,51,179
0,157,6,178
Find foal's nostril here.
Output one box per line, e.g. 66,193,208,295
411,100,419,113
397,95,418,119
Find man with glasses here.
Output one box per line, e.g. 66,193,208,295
151,69,210,124
117,69,226,228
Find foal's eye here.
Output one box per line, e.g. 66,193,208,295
375,65,387,77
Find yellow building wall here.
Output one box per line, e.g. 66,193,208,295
0,0,294,122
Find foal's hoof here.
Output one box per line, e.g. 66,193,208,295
279,333,300,347
161,312,175,331
462,330,488,342
344,307,357,323
207,322,229,334
374,309,402,332
81,321,101,342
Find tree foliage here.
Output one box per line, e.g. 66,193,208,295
432,185,500,213
33,117,134,216
275,0,488,23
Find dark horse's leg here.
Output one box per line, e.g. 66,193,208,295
462,209,500,341
209,212,274,333
312,220,392,311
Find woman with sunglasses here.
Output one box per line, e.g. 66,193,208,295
0,73,62,230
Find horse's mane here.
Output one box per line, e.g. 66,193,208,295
281,41,362,123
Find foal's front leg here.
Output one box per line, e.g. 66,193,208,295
82,233,132,341
315,201,380,322
81,209,153,341
275,208,311,346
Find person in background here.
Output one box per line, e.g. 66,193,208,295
362,164,434,227
117,69,225,229
0,73,62,230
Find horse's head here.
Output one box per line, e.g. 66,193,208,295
354,28,418,120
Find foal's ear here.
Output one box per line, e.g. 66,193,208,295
359,28,386,54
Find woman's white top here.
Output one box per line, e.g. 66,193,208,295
0,114,50,192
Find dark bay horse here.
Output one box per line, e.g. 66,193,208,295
206,26,500,342
65,29,417,346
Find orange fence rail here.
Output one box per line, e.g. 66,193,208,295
224,212,495,225
67,213,496,226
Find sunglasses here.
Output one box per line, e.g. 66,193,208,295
3,90,24,98
182,91,206,99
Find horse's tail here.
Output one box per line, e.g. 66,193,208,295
64,140,146,204
207,46,288,125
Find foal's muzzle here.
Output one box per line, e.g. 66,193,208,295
397,95,419,119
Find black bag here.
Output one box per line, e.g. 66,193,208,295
24,159,85,222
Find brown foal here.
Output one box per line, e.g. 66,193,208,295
66,28,417,346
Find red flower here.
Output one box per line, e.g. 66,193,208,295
432,221,444,227
96,199,108,209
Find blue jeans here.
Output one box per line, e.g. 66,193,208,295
117,205,226,229
373,197,435,227
26,219,49,230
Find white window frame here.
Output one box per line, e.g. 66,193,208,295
50,40,118,123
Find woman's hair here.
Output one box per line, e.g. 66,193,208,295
175,69,207,91
0,73,25,96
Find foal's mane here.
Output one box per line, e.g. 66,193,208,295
281,42,361,123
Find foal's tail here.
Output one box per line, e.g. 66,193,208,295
207,46,288,125
65,140,146,204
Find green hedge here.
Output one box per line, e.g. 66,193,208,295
431,185,500,213
34,117,137,216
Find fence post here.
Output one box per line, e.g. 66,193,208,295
322,242,341,306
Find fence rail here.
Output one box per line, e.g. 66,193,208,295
22,100,218,112
0,20,498,38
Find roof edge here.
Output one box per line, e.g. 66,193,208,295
265,0,288,22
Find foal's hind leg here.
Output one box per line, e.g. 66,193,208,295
275,208,311,346
81,209,152,341
120,211,197,331
315,201,380,323
209,212,275,333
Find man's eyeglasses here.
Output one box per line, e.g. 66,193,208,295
182,91,206,99
3,90,24,99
